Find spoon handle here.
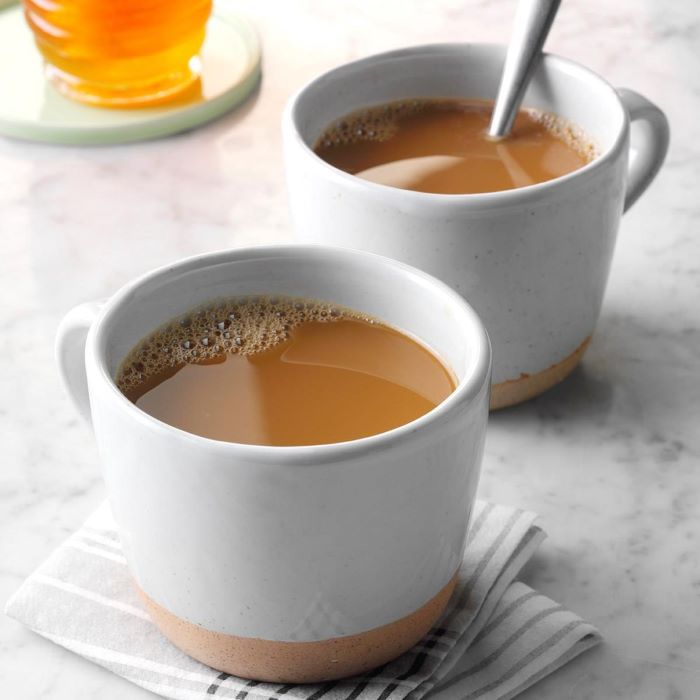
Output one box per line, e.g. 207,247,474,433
488,0,562,139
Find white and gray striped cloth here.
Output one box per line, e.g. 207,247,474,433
5,500,600,700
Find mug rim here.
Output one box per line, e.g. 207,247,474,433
283,42,630,210
87,244,491,463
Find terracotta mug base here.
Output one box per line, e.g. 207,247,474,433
137,573,458,683
490,336,591,411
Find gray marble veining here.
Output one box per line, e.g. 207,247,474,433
2,0,699,697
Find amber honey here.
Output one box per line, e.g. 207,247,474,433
22,0,212,107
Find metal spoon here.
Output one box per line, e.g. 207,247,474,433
488,0,562,140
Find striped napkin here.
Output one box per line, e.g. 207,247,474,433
5,500,600,700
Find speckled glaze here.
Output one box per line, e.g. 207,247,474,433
283,43,669,408
54,245,491,680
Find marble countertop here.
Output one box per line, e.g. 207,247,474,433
2,0,699,697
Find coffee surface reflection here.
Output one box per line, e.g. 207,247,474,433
117,296,456,446
314,98,595,194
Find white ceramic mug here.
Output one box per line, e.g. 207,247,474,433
283,43,670,409
56,245,491,682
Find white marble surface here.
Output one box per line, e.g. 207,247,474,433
1,0,698,697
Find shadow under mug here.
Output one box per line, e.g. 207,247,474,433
56,245,491,682
283,43,670,410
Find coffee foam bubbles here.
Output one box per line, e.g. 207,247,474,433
526,108,599,162
314,100,426,148
314,98,598,162
116,296,371,393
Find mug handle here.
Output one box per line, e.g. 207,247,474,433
55,301,104,425
617,88,670,212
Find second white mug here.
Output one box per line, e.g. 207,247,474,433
283,43,670,409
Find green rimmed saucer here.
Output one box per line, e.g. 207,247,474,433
0,1,261,145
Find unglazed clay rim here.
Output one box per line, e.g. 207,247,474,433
138,573,459,683
490,336,591,410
